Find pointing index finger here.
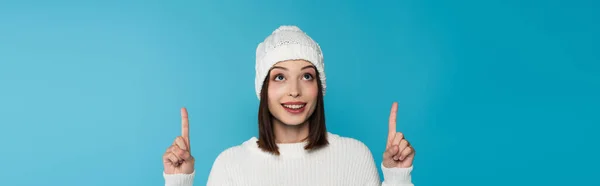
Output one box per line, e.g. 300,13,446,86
181,107,190,143
387,102,398,147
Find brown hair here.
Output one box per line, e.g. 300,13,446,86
256,67,329,155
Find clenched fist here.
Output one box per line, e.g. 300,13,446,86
383,102,415,168
163,107,195,174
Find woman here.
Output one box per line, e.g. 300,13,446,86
162,25,416,186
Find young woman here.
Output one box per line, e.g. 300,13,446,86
162,25,416,186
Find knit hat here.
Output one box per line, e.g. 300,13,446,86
255,25,326,100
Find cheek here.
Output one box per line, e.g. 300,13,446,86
268,83,285,101
303,82,319,98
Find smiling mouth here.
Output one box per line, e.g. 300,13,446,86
281,102,306,114
282,104,305,109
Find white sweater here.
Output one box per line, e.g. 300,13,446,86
163,132,414,186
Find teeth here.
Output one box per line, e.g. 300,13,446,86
283,104,305,109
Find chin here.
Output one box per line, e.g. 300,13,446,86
279,118,308,126
272,111,311,126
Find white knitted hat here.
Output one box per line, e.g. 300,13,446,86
255,25,326,100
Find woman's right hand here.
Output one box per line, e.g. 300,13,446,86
163,107,195,174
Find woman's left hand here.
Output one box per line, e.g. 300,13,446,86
383,102,415,168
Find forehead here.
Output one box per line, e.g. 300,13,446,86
273,60,314,69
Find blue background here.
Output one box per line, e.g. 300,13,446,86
1,0,598,185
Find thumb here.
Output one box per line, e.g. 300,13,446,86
383,145,399,160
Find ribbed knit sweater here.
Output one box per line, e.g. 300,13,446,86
163,132,414,186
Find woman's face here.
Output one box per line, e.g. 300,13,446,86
267,60,319,126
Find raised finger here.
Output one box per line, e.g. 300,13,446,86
181,108,189,139
392,132,404,146
181,107,191,151
387,102,398,147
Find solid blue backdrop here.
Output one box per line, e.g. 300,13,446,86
0,0,598,185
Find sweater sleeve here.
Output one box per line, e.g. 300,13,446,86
381,164,414,186
351,138,414,186
163,171,195,186
206,150,234,186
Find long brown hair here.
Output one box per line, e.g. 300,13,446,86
256,67,328,155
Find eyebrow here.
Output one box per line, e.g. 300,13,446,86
271,65,315,71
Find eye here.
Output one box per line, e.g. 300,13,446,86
274,74,285,81
303,73,314,80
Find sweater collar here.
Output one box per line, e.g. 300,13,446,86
243,132,337,159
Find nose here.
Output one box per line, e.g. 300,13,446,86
288,80,301,98
289,91,299,98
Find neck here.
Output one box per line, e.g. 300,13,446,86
272,118,310,143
